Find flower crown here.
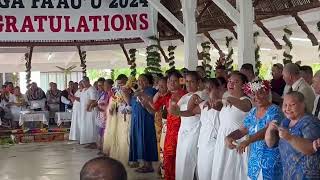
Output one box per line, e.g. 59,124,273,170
243,80,271,96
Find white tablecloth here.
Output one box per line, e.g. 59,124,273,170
55,112,72,126
19,112,49,126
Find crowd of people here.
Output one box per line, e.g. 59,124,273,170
76,62,320,180
2,62,320,180
0,81,79,127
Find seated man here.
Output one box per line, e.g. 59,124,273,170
26,82,46,111
80,157,127,180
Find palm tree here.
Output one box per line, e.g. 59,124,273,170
56,65,77,89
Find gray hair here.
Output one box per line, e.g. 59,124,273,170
82,76,90,82
286,91,305,103
284,63,300,76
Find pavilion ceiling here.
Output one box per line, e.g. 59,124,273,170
157,0,320,40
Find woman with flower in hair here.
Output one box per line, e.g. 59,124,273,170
225,80,283,180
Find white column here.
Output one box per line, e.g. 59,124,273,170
181,0,198,70
237,0,255,68
2,73,5,84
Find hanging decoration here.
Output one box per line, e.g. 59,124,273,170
201,41,212,77
167,45,177,70
25,47,33,88
129,49,137,77
317,21,320,59
145,37,162,74
77,46,87,77
225,36,234,72
111,69,115,80
254,32,261,76
282,28,293,64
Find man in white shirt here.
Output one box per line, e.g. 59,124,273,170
283,63,315,114
312,70,320,119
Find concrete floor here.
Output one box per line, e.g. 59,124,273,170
0,142,159,180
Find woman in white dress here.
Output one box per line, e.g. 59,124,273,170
9,86,28,121
190,78,225,180
170,71,203,180
211,71,252,180
69,81,83,141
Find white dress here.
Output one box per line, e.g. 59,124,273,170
69,90,81,141
211,97,249,180
197,101,220,180
175,92,201,180
79,86,98,144
9,94,28,121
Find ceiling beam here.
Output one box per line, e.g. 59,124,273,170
211,0,240,25
147,0,185,36
255,1,320,17
255,20,282,50
204,32,225,57
292,13,318,46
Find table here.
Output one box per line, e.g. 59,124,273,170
19,111,49,128
55,112,72,126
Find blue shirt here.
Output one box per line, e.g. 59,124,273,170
244,104,283,180
279,115,320,180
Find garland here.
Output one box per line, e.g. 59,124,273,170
317,21,320,59
129,49,137,77
111,69,115,80
282,27,293,64
145,37,162,74
225,36,234,72
24,49,32,87
254,32,261,76
80,50,87,76
167,45,177,70
201,41,212,77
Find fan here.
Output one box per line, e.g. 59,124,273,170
56,65,77,88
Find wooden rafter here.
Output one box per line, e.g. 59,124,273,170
156,40,170,63
228,27,238,39
255,20,282,50
204,32,225,57
197,1,213,21
292,13,318,46
120,44,131,65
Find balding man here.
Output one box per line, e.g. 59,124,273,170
80,157,127,180
282,63,315,114
312,70,320,118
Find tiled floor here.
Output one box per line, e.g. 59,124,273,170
0,142,159,180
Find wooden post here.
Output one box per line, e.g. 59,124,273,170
237,0,255,68
182,0,198,70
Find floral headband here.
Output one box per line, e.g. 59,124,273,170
243,80,271,96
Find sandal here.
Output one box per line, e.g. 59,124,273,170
135,166,154,173
128,162,139,168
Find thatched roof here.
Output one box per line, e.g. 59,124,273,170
158,0,320,40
